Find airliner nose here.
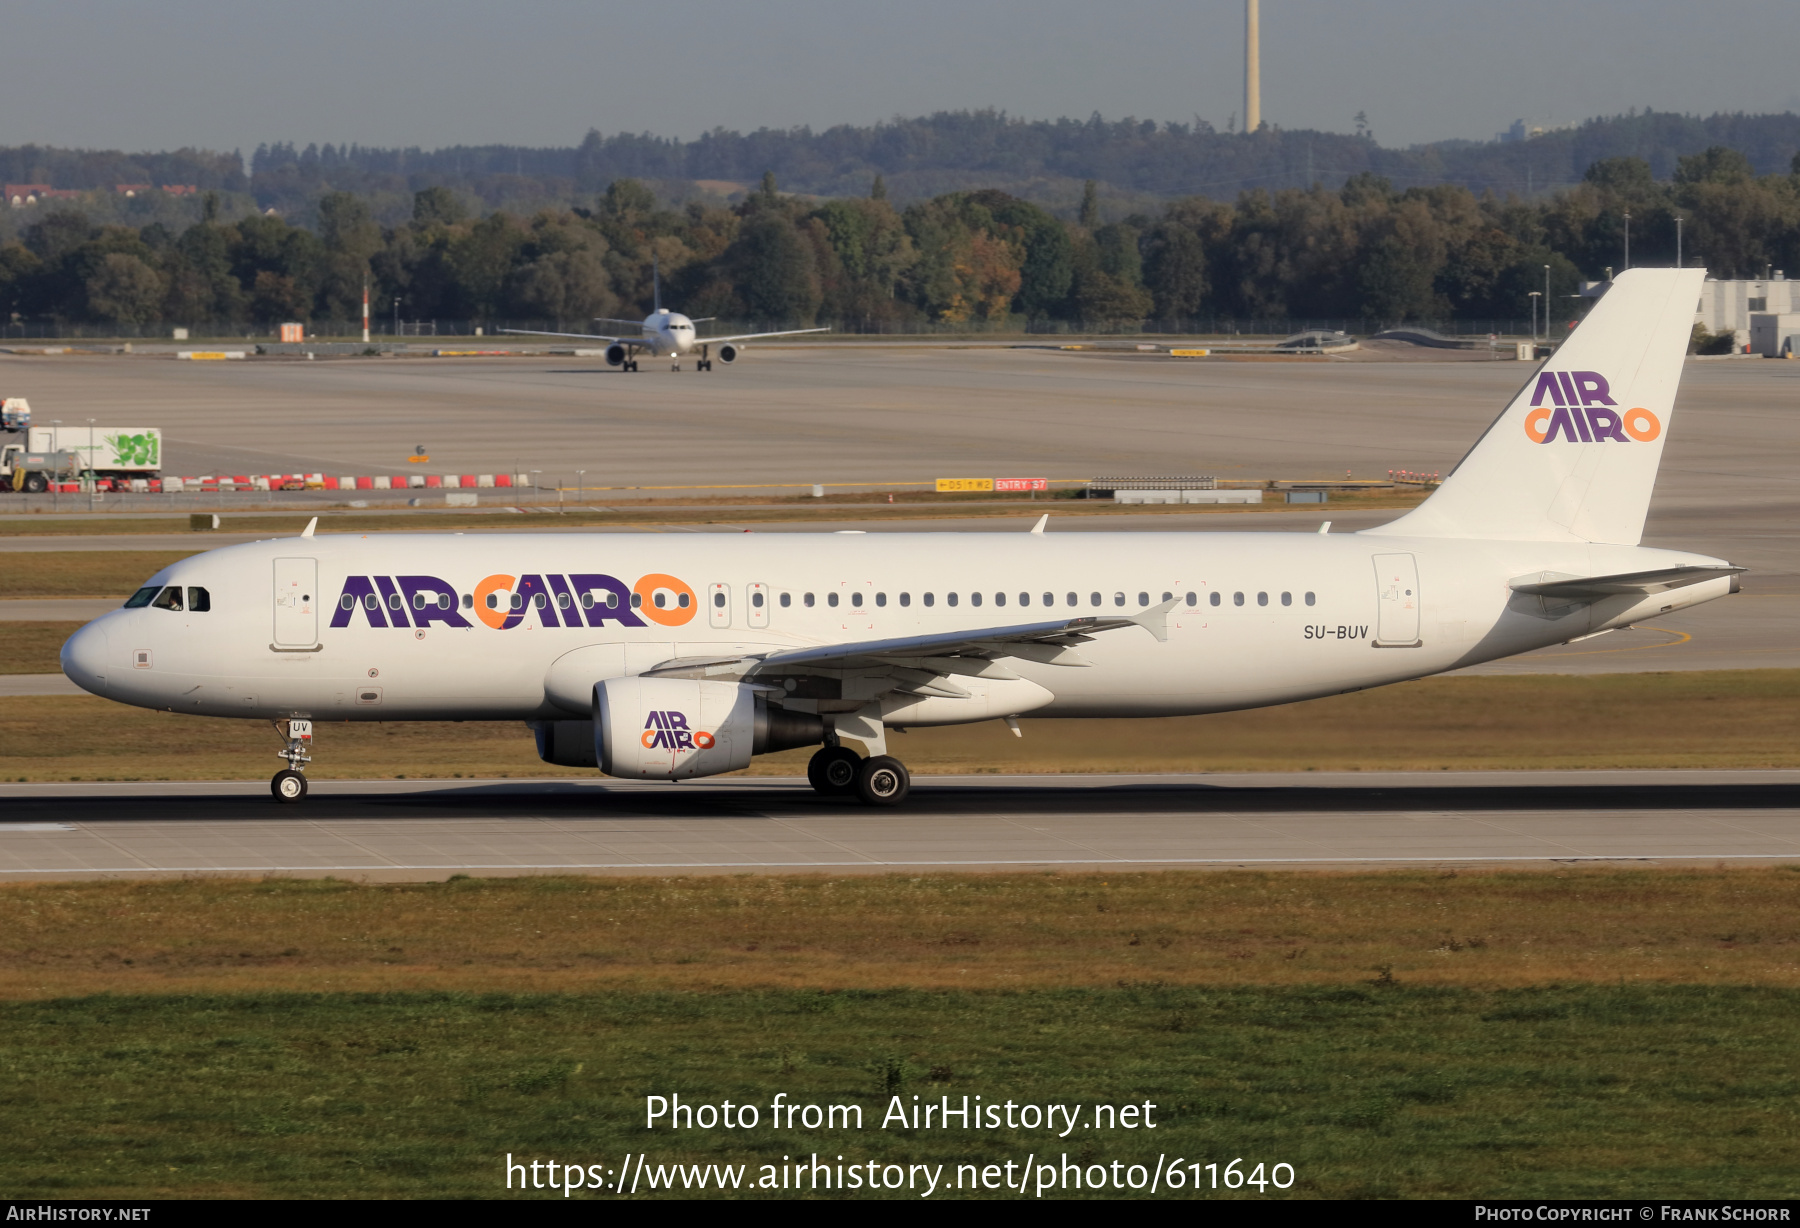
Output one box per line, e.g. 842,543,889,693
61,621,111,697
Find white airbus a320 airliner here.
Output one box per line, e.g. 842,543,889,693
65,269,1738,806
503,259,827,370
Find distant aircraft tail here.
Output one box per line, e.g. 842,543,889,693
1364,267,1705,545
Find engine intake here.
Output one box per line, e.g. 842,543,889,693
551,677,823,780
604,343,628,367
717,343,742,364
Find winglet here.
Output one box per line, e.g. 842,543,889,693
1318,521,1331,534
300,517,317,538
1029,514,1048,535
1127,596,1180,643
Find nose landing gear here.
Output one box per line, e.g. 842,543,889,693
271,718,312,803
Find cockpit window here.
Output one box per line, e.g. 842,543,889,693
187,586,211,612
150,585,184,612
124,586,161,609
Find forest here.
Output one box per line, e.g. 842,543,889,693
3,145,1798,333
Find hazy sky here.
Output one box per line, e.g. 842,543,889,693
4,0,1797,157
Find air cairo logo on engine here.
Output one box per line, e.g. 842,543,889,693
1522,371,1661,445
641,710,715,751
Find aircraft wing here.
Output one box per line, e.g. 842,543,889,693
499,328,638,346
639,601,1178,698
1509,565,1745,599
701,327,832,344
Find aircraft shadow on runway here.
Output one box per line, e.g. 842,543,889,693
10,780,1797,824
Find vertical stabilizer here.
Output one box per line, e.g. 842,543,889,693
1365,267,1704,545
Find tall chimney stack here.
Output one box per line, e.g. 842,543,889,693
1245,0,1261,134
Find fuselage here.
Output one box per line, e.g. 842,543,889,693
640,310,697,357
61,529,1734,725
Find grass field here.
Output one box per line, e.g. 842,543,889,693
6,670,1799,781
0,622,79,673
3,873,1798,1199
4,871,1797,999
6,550,196,598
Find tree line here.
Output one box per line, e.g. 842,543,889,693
3,148,1798,332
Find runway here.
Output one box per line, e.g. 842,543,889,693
2,771,1796,881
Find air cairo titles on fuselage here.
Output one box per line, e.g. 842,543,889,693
329,572,697,632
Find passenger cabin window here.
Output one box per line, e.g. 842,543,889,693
1066,593,1077,606
780,592,791,608
994,592,1005,607
1113,592,1125,607
948,593,959,607
1210,592,1221,607
900,593,911,607
828,593,839,608
124,586,160,609
462,593,474,609
924,593,935,607
713,591,726,608
851,592,863,608
1281,592,1292,606
971,593,982,607
1090,593,1101,607
1185,592,1197,607
151,586,183,611
1138,592,1149,607
340,594,355,611
804,593,814,607
752,592,765,609
1305,592,1316,606
1233,592,1245,606
875,593,886,607
631,593,643,608
187,587,211,612
1257,592,1268,607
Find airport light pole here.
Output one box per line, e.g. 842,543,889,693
52,418,60,512
1623,210,1631,271
1528,291,1541,344
1544,265,1552,338
1675,215,1683,268
87,418,96,512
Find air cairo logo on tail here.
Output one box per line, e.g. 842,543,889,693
1523,371,1661,445
641,710,715,751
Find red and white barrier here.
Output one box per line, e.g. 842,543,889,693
154,472,529,494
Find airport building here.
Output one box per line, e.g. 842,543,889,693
1697,274,1800,355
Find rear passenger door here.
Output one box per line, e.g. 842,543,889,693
273,558,319,647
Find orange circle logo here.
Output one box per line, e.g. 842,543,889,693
472,574,516,629
1523,407,1553,444
633,573,697,626
641,729,659,749
694,730,716,750
1623,407,1661,442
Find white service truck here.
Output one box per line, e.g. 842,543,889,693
1,408,163,492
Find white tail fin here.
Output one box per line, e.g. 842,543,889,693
1366,267,1704,545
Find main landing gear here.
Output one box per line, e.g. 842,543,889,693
271,718,312,804
806,745,911,807
697,346,713,371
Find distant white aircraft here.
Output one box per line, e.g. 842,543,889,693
504,257,827,370
65,270,1739,808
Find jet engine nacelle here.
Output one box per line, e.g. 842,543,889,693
583,676,823,780
604,343,629,367
717,343,742,364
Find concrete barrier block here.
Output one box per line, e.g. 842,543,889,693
494,475,512,488
477,474,494,487
372,476,392,490
408,475,426,488
446,492,478,507
355,476,373,490
424,475,442,488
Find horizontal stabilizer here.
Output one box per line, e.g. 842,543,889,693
1509,565,1744,600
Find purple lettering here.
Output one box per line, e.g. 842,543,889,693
1572,371,1617,406
1585,407,1628,442
514,575,560,627
568,573,646,629
666,711,690,731
373,576,411,628
1557,371,1580,407
1530,372,1566,406
397,576,472,629
1542,406,1583,443
330,576,387,629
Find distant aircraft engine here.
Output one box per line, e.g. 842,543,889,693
584,676,821,780
717,343,742,363
604,343,629,367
